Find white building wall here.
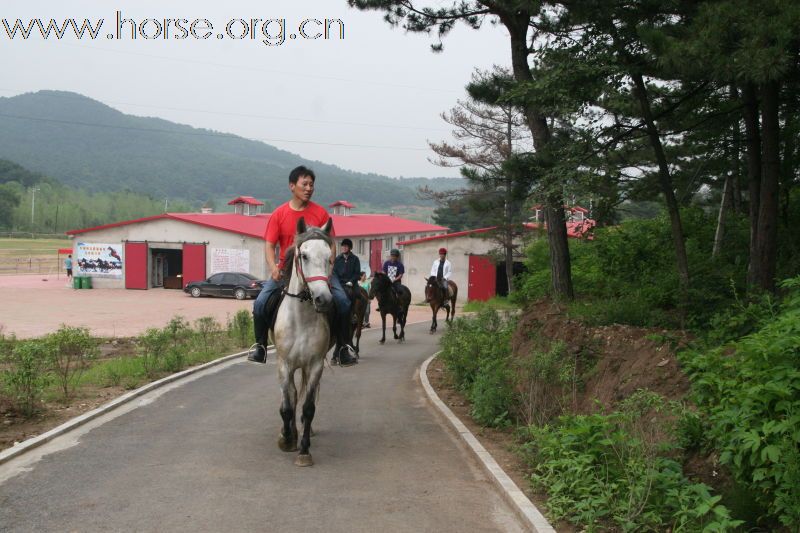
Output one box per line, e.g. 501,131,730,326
70,219,266,289
401,235,497,303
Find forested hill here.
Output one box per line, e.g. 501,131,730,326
0,91,462,207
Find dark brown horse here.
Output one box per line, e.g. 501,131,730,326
425,276,457,333
368,272,411,344
348,285,369,356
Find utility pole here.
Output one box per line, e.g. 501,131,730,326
165,198,168,212
30,187,40,229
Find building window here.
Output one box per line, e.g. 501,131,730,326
386,236,394,250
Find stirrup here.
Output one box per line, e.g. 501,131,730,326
247,343,267,363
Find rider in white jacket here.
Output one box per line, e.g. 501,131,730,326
429,248,452,303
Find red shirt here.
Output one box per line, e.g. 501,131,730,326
265,201,332,266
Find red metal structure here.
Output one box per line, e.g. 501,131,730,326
182,243,206,288
467,255,496,301
124,242,148,289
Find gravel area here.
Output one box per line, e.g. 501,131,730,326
0,274,443,338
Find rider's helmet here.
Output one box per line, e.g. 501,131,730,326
390,248,400,258
439,247,447,255
341,238,353,248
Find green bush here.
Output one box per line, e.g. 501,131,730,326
440,309,517,427
680,276,800,528
46,325,98,400
520,391,741,532
514,208,753,329
194,316,222,354
2,340,52,417
137,328,169,378
228,309,253,348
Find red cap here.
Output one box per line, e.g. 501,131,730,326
439,248,447,255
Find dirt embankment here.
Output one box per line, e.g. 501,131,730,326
512,300,692,412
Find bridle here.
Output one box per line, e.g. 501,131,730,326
284,238,331,303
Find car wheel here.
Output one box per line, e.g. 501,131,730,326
190,287,202,298
234,288,246,300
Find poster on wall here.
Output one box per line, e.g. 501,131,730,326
211,248,250,274
75,243,123,278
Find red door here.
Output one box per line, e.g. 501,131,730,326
369,239,383,275
468,255,496,301
182,243,206,288
124,242,148,290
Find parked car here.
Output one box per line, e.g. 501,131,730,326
184,272,264,300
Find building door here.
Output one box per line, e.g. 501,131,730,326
182,243,206,289
369,239,383,275
468,255,496,301
124,242,148,290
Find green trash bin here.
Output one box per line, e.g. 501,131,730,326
81,276,92,289
72,276,82,289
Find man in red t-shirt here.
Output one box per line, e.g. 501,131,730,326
250,165,358,366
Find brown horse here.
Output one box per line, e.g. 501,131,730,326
425,276,457,333
369,272,411,343
348,285,369,357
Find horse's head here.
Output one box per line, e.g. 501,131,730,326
294,217,334,313
369,271,389,299
425,276,437,300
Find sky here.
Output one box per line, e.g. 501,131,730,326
0,0,512,178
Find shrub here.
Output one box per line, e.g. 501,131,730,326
228,309,253,348
46,325,98,400
679,276,800,528
520,391,741,532
194,316,222,354
515,341,582,426
138,328,169,378
2,340,52,417
440,309,517,427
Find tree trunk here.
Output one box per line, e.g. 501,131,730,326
730,85,743,214
754,81,781,292
631,73,690,303
505,225,515,294
505,15,573,300
712,174,733,258
742,83,762,287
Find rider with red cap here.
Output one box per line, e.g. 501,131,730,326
428,247,452,306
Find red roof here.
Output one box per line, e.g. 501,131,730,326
67,212,446,240
227,196,264,206
399,220,596,246
526,219,596,239
398,227,495,246
329,200,355,209
58,248,73,254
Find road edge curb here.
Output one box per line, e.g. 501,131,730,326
420,353,556,533
0,349,252,466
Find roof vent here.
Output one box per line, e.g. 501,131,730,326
329,200,355,216
228,196,264,216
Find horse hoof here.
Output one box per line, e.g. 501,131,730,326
278,436,297,452
379,339,385,344
294,454,313,467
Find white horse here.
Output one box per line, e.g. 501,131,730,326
272,217,335,467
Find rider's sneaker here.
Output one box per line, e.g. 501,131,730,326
338,345,358,367
247,344,267,364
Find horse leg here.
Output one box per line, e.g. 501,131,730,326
278,363,298,452
430,304,437,333
392,313,399,340
399,308,407,341
295,362,323,467
379,312,386,344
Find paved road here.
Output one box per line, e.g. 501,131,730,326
0,323,524,532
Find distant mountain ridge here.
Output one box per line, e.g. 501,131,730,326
0,91,463,207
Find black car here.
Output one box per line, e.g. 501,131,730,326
184,272,264,300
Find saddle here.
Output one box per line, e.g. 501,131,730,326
264,246,337,344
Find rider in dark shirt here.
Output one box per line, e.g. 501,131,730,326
333,239,361,287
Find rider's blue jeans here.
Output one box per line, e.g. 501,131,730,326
253,272,351,346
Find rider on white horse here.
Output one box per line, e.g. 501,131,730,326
250,165,358,367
